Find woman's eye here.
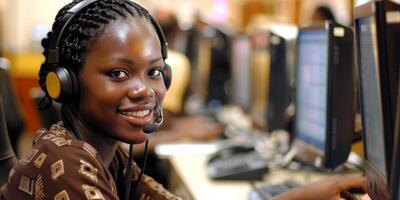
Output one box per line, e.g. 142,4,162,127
107,69,129,80
149,68,163,78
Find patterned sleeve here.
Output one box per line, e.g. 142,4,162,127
38,144,119,200
133,174,182,200
2,132,119,200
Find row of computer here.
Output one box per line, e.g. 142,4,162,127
205,1,400,199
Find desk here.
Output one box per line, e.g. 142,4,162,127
158,143,360,200
168,154,254,199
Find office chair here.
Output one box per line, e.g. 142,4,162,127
0,64,25,153
0,94,18,186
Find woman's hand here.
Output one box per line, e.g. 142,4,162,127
274,175,368,200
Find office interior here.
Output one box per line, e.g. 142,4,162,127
1,0,400,199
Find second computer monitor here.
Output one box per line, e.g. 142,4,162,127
355,1,400,199
292,21,354,170
230,32,291,133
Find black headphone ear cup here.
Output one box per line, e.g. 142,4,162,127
45,67,79,103
162,63,172,90
64,67,79,102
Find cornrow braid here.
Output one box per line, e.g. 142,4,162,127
39,0,152,93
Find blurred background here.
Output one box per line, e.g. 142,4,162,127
0,0,354,144
1,0,400,199
0,0,370,184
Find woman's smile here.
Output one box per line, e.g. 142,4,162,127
117,107,155,126
117,101,157,125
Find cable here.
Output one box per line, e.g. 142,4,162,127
126,139,149,200
124,144,134,200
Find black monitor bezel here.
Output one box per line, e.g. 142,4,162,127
390,74,400,200
265,31,291,133
354,1,400,199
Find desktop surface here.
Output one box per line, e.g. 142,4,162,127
168,153,255,200
162,142,360,200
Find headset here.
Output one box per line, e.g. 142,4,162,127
40,0,172,104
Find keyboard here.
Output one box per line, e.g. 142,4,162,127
207,146,269,180
249,181,301,200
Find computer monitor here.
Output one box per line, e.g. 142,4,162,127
291,21,354,170
355,1,400,199
230,35,252,110
265,31,291,132
230,32,291,133
206,28,231,111
187,26,231,114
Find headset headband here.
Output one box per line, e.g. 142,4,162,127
46,0,168,64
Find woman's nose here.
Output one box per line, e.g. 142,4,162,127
127,80,155,100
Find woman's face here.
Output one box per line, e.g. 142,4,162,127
77,17,166,144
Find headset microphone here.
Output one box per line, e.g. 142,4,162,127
142,107,164,134
142,123,159,134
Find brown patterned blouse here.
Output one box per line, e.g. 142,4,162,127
0,123,181,200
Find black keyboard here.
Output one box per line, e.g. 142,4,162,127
207,146,269,180
249,181,301,200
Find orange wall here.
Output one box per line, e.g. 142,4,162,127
5,53,44,134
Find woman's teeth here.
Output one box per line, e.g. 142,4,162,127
120,110,150,118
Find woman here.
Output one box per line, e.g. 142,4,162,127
0,0,366,199
1,0,178,199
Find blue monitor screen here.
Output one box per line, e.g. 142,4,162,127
295,30,328,151
357,17,387,178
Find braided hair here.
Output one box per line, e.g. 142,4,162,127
39,0,153,93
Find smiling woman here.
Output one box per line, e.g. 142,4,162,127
0,1,369,200
0,0,179,199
